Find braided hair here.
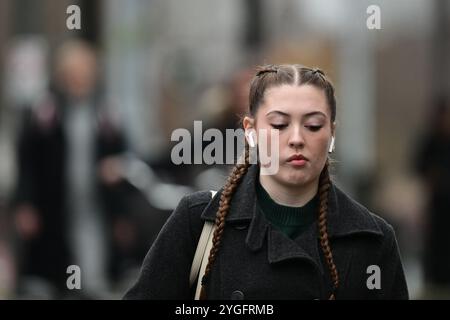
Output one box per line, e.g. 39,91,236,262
199,141,251,299
199,64,338,300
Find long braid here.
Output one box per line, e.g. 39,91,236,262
318,161,339,299
199,142,251,299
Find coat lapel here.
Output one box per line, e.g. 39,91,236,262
326,182,384,239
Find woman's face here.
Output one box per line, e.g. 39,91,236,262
244,84,335,188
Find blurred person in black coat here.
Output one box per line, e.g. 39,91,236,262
11,39,129,298
415,97,450,295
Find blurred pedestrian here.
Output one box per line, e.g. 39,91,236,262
11,39,128,298
415,96,450,297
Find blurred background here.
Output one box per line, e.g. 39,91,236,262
0,0,449,299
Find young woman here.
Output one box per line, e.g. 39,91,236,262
124,64,409,300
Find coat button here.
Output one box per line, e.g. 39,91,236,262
230,290,244,300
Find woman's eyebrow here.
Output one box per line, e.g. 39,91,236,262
265,110,327,118
303,111,327,119
265,110,290,117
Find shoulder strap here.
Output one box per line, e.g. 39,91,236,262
189,191,217,299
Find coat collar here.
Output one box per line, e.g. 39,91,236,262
202,164,383,237
200,164,383,271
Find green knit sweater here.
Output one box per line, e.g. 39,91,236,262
255,179,319,239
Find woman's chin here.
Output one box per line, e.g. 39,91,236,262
277,169,310,187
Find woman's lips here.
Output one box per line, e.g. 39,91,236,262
286,154,308,167
288,159,307,166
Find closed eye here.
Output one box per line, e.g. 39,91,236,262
270,124,288,130
305,125,322,132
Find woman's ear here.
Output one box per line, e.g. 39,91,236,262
243,116,257,147
331,122,336,137
242,116,254,131
329,122,336,153
328,136,335,153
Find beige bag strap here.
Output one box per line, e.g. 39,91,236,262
194,220,215,299
189,221,214,287
189,190,217,299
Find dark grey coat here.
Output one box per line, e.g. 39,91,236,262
124,165,409,300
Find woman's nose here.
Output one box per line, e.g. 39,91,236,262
288,126,305,148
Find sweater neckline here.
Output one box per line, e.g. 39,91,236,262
255,178,319,227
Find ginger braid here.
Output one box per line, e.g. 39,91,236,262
199,142,251,300
318,160,339,299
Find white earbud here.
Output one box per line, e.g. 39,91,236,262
247,131,256,148
328,136,335,153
